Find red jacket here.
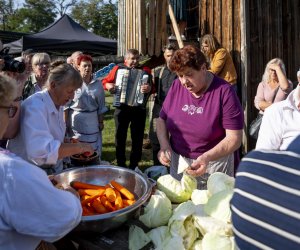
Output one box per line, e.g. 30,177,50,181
102,64,151,90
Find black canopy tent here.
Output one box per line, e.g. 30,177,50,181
4,14,117,55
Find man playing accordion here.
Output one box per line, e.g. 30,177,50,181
102,49,152,169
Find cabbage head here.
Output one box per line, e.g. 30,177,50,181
204,189,233,223
157,174,197,203
202,232,234,250
207,172,235,196
139,190,172,228
128,225,151,250
191,189,209,205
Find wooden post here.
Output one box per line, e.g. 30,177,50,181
240,0,249,153
167,0,184,48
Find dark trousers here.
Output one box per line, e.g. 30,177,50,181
114,106,147,169
149,103,162,165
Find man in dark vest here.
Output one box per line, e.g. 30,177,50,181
150,43,177,165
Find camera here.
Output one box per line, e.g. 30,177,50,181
0,48,25,73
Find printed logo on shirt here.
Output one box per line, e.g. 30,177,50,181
182,104,203,115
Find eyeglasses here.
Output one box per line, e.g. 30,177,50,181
0,105,18,118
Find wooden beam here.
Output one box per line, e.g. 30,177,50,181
167,0,184,48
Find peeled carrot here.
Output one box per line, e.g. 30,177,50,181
104,187,117,203
81,194,102,206
100,196,115,212
82,205,96,216
114,190,123,210
110,180,135,200
70,181,105,190
78,188,105,197
92,199,108,214
123,199,136,207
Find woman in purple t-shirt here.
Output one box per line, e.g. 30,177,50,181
156,45,244,189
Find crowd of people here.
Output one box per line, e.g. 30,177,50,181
1,32,300,249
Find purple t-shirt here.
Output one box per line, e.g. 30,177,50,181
160,76,243,159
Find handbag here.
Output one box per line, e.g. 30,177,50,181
249,113,263,139
249,87,279,139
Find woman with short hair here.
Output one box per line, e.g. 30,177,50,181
8,61,93,174
157,45,243,189
66,54,107,162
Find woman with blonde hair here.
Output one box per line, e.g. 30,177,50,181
254,58,293,114
0,73,82,249
22,52,51,99
201,34,237,88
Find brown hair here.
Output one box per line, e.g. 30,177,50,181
201,34,221,57
169,45,207,73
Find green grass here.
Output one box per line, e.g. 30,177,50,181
102,92,153,170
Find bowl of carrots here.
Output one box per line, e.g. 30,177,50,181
54,165,152,233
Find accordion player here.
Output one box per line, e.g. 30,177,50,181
113,67,151,107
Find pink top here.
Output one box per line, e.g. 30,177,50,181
254,80,293,113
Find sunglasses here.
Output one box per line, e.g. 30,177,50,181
0,105,18,118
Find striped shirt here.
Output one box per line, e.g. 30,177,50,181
231,149,300,249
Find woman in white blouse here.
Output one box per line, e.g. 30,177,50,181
8,61,93,174
0,73,82,250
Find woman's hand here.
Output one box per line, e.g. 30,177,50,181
186,154,209,177
78,143,94,156
158,149,171,166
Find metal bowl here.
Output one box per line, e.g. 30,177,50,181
54,165,152,233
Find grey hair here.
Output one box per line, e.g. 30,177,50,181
45,60,82,89
0,73,18,106
31,53,51,66
262,58,287,83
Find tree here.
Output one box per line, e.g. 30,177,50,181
52,0,78,17
71,0,117,39
0,0,15,30
5,0,56,33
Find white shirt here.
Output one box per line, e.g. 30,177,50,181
8,90,65,173
0,148,82,250
256,86,300,150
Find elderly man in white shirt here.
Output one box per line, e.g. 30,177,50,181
256,83,300,150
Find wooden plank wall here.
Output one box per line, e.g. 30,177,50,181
118,0,168,56
246,0,300,150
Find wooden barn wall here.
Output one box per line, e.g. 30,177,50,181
246,0,300,150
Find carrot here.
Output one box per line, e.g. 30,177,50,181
82,205,96,216
81,194,102,206
123,199,136,207
104,187,117,203
110,180,135,200
100,196,115,212
70,181,105,190
78,188,105,197
114,190,123,210
92,198,108,214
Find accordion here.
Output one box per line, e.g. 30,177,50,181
113,68,150,107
